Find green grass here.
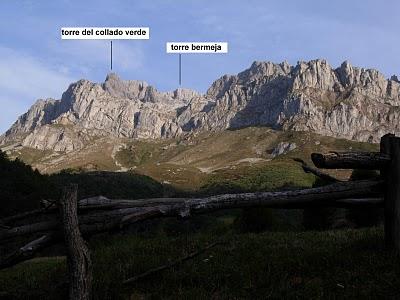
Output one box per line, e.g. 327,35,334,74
0,257,67,299
9,147,54,166
0,129,389,299
201,161,317,195
50,170,166,200
1,227,399,299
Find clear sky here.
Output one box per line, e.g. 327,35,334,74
1,0,399,134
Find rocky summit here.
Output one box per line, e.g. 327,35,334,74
1,59,400,153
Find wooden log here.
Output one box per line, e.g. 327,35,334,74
0,195,384,271
381,134,394,247
0,233,57,269
59,185,92,300
381,135,400,251
0,180,384,270
334,197,383,207
0,180,384,242
78,196,186,209
293,158,341,182
311,151,390,169
0,220,58,241
63,180,385,227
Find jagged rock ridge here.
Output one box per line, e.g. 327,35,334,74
2,59,400,152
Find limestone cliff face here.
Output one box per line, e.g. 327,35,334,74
2,59,400,152
191,59,400,143
1,74,199,151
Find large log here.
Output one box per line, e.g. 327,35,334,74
78,196,186,209
0,180,384,270
0,220,58,241
0,193,384,271
311,151,390,169
0,233,57,269
59,185,92,300
381,135,400,252
0,180,383,242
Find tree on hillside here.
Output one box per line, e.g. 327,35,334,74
0,150,52,217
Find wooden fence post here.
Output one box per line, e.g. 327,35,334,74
59,184,92,300
381,134,400,252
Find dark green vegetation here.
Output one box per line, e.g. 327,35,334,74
1,227,399,299
200,161,317,195
0,151,165,217
0,150,51,216
0,130,392,299
52,170,165,200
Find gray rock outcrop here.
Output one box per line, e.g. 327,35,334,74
271,142,297,157
2,59,400,152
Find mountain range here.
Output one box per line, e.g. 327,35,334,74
0,59,396,178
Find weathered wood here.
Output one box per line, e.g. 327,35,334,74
78,196,186,209
0,180,384,242
311,151,390,169
334,197,383,207
381,135,400,251
0,180,385,270
381,134,394,247
59,185,92,300
0,220,58,241
293,158,341,182
123,241,223,285
0,233,57,269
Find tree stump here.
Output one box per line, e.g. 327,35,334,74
381,134,400,252
59,184,92,300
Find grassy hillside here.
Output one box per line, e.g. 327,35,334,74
2,127,380,191
51,170,166,200
0,151,167,217
200,160,317,195
0,128,387,299
0,227,399,299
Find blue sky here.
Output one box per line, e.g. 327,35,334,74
1,0,399,134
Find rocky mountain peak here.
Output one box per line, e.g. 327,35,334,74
175,88,199,99
391,75,400,83
105,72,121,82
2,59,400,153
102,73,149,101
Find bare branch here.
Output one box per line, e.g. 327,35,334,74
0,233,58,269
293,158,341,182
123,241,223,285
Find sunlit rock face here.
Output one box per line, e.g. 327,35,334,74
2,59,400,152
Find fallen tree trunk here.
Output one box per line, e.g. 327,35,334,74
311,152,390,169
3,195,382,271
0,233,58,269
334,197,383,207
0,220,58,241
78,196,187,210
0,180,383,242
0,180,384,270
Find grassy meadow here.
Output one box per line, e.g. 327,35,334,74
1,227,399,299
1,128,394,299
